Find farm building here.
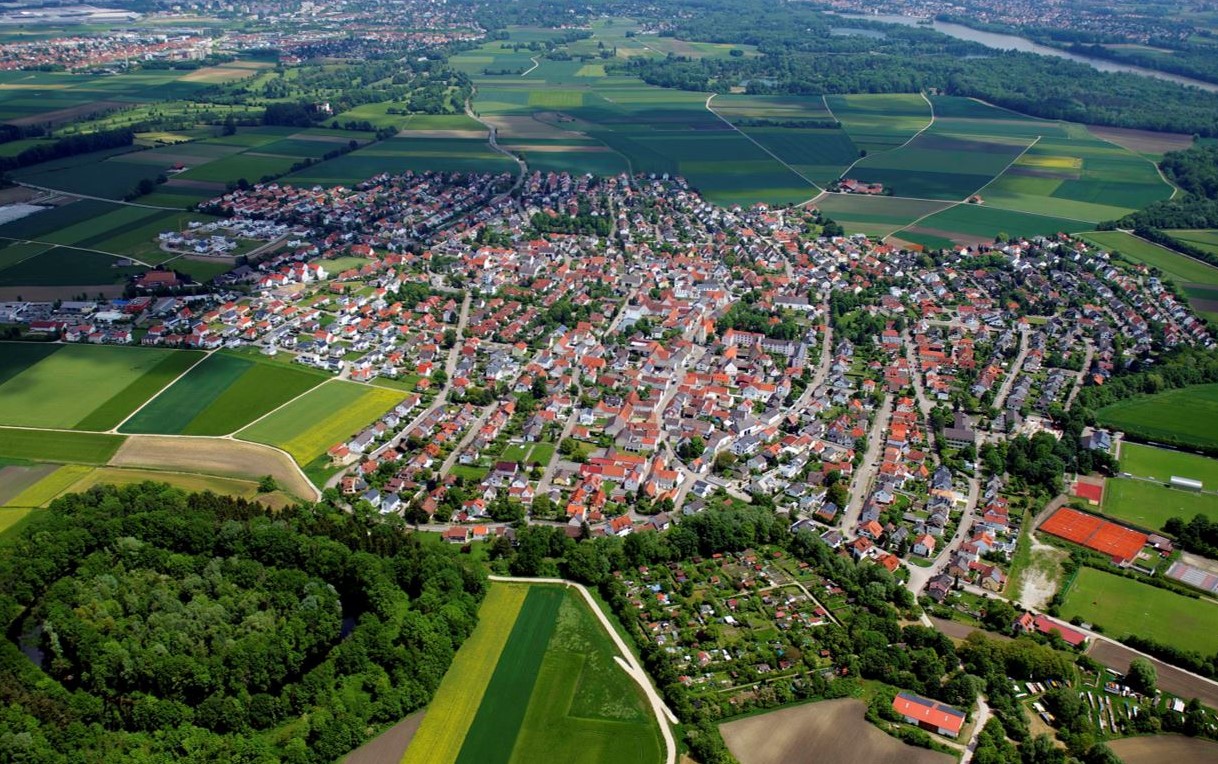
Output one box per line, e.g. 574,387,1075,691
891,692,966,738
1170,476,1202,492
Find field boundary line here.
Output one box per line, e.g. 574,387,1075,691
227,373,336,436
109,348,215,433
12,182,182,211
964,135,1042,202
704,93,824,193
0,236,155,268
834,90,936,182
488,575,678,764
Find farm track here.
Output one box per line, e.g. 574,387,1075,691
13,182,182,211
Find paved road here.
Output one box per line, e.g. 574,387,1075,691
905,474,980,594
840,393,893,531
1064,343,1096,410
902,329,936,418
992,326,1029,412
14,181,183,210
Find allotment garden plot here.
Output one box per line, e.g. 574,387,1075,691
402,583,663,764
0,344,200,430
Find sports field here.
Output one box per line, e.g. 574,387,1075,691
1119,442,1218,486
403,583,663,764
1096,384,1218,450
0,344,188,429
1059,567,1218,654
237,381,404,465
120,352,326,435
0,427,124,464
1103,478,1218,529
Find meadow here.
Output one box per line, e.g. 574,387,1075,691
237,380,404,466
1102,478,1218,530
0,427,125,464
1096,383,1218,450
403,583,663,764
0,344,186,429
1119,442,1218,486
1085,230,1218,287
1167,229,1218,256
120,352,326,436
1059,567,1218,654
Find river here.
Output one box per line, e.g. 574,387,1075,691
836,12,1218,93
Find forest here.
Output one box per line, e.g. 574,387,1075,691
599,0,1218,136
0,483,487,763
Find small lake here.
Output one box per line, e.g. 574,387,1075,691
835,12,1218,93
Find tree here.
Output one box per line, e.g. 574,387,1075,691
713,451,737,474
258,475,278,493
1126,657,1157,695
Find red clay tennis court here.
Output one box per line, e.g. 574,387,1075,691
1039,507,1147,564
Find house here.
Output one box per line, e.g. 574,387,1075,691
443,526,471,544
892,693,966,738
927,574,953,603
1013,613,1088,647
609,514,633,536
913,533,936,557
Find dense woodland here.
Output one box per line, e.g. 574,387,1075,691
1109,145,1218,270
0,483,486,763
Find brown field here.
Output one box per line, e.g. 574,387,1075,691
1087,125,1195,156
0,464,56,506
395,129,487,139
719,698,955,764
903,226,995,248
1108,734,1218,764
486,114,588,141
1087,641,1218,709
7,100,132,127
110,435,318,500
287,132,367,144
177,66,260,83
343,710,425,764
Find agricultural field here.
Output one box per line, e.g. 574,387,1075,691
846,130,1031,201
61,466,296,510
403,583,663,764
0,464,92,507
719,698,953,764
1167,229,1218,256
110,435,316,500
0,427,124,464
237,380,404,466
899,204,1086,247
1107,735,1218,764
813,195,950,238
1101,478,1218,530
1119,442,1218,487
0,344,193,429
0,507,32,537
824,93,932,155
1058,567,1218,654
120,352,326,436
1096,383,1218,451
1084,231,1218,287
283,135,515,186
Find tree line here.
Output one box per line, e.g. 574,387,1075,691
0,128,133,173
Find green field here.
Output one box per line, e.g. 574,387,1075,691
825,93,931,154
1102,478,1218,530
404,583,663,764
846,131,1031,200
75,350,204,431
813,195,950,238
0,344,182,429
1059,567,1218,654
1,464,93,507
1119,442,1218,486
283,136,516,185
1097,384,1218,450
1085,231,1218,287
903,204,1087,245
120,352,325,435
1168,229,1218,256
237,381,403,465
0,427,124,464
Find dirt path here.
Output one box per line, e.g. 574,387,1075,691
343,710,425,764
488,575,678,764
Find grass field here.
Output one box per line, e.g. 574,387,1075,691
903,204,1087,245
403,584,528,764
1096,384,1218,451
62,466,296,510
1059,567,1218,654
846,131,1031,200
284,136,514,186
0,344,182,429
1085,231,1218,287
825,94,931,154
1119,442,1218,486
0,428,124,464
1102,478,1218,530
0,507,33,536
237,381,403,465
1167,229,1218,256
75,350,203,431
404,583,662,764
120,352,325,435
813,195,950,238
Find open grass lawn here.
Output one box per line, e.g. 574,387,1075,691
0,344,180,429
403,584,528,764
75,349,204,431
1096,383,1218,450
1102,478,1218,530
2,464,93,507
0,427,124,464
237,380,403,465
1059,567,1218,654
1119,442,1218,486
120,352,324,435
1085,231,1218,287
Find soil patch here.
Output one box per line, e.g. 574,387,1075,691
0,464,57,506
1108,734,1218,764
1087,641,1218,709
719,698,954,764
110,435,317,500
1018,538,1067,610
343,710,425,764
1087,125,1194,156
907,226,994,248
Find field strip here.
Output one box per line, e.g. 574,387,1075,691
965,135,1042,202
1087,131,1180,199
705,93,824,194
0,237,154,268
1125,229,1218,277
402,584,528,764
835,90,936,182
3,464,93,508
489,575,678,764
226,371,335,435
109,348,215,432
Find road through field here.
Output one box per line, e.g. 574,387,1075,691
488,575,678,764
